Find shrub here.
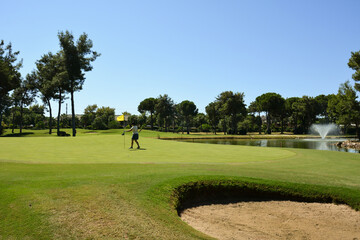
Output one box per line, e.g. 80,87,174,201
108,120,120,129
201,124,211,132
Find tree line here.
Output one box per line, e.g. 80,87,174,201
1,36,360,137
0,31,99,137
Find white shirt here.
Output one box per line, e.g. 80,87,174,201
131,125,139,134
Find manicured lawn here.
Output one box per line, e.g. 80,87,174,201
1,130,359,239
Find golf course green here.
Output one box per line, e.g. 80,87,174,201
1,130,360,239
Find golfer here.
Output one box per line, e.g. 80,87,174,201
126,123,142,149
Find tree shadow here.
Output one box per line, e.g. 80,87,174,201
1,132,34,137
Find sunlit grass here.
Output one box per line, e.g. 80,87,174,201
1,130,359,239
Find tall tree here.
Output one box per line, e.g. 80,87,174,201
348,50,360,91
35,52,67,134
58,31,100,137
254,92,284,134
155,94,174,132
291,96,318,134
205,102,220,134
179,100,198,134
0,40,22,134
138,97,157,130
0,93,11,134
81,104,98,129
216,91,247,134
11,74,37,134
314,94,332,123
328,81,360,138
248,101,262,134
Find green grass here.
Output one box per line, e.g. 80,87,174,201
1,129,360,239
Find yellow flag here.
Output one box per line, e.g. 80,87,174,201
117,115,125,122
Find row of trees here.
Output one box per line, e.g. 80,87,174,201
2,36,360,137
0,31,99,136
132,88,358,137
2,84,360,137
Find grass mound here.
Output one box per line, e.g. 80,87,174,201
171,178,360,215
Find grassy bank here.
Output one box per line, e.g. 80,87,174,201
1,130,359,239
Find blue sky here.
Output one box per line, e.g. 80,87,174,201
2,0,360,115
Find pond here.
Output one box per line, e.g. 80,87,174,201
177,138,359,153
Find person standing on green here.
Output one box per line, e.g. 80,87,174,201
126,123,142,149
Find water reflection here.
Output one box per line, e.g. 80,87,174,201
178,138,359,153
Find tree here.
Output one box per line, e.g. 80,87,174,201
290,96,318,134
194,113,207,132
155,94,174,132
178,100,198,134
138,97,157,130
81,104,98,128
58,31,100,137
314,94,332,123
255,93,284,134
248,101,263,134
27,104,45,129
328,81,360,138
348,50,360,91
216,91,247,134
285,97,300,133
205,102,220,134
0,40,22,134
35,52,67,134
11,74,37,134
0,93,11,135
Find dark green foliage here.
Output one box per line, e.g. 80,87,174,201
138,97,157,130
255,93,285,134
155,94,174,132
215,91,247,134
82,105,115,130
348,50,360,91
0,40,22,134
205,102,220,134
58,30,100,136
179,100,198,134
327,81,360,138
81,104,97,128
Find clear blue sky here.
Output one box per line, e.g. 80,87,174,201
2,0,360,115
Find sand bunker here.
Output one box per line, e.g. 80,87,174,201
181,200,360,240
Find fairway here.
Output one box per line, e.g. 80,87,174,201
1,132,360,239
0,134,295,164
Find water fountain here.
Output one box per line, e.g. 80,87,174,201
309,123,339,139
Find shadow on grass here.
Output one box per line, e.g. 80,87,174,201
129,148,147,151
1,132,34,137
171,179,360,215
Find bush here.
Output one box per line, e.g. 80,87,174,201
35,121,45,130
201,124,211,132
108,120,120,129
92,117,108,130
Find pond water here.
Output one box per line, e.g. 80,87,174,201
177,138,359,153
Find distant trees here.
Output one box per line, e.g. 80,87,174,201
155,94,174,132
81,105,116,130
178,100,198,134
328,81,360,138
138,97,157,130
215,91,247,134
255,93,284,134
4,44,360,137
